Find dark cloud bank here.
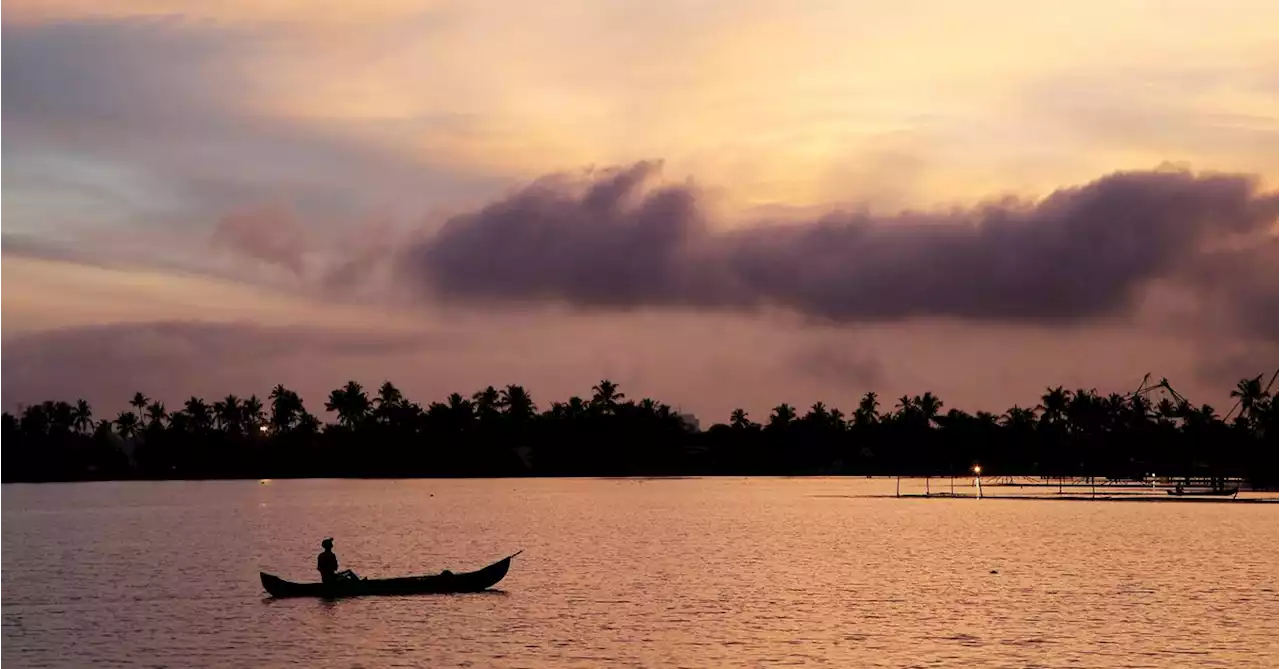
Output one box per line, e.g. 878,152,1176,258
404,162,1277,338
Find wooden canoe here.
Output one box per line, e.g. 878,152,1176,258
260,551,520,598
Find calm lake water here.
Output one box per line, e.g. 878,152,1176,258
3,478,1277,668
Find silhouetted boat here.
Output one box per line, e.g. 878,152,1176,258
260,551,521,598
1167,487,1238,497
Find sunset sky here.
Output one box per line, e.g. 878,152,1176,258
3,0,1277,422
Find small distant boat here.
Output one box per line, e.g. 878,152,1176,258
260,551,521,598
1167,487,1238,497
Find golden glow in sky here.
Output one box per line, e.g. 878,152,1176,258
7,0,1274,212
2,0,1276,417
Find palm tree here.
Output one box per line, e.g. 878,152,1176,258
974,411,1000,428
472,386,501,418
768,403,796,430
1039,386,1069,426
1001,406,1037,431
590,379,625,414
373,381,407,426
1126,393,1152,428
1154,398,1179,428
325,382,370,428
130,392,149,424
184,397,213,432
376,381,404,409
243,395,265,434
214,395,242,434
853,392,880,427
144,402,167,429
917,392,943,427
729,408,756,430
114,412,140,439
500,385,536,420
565,396,588,420
72,399,93,434
1230,374,1267,424
167,410,191,434
1066,389,1102,435
446,393,473,418
268,385,304,434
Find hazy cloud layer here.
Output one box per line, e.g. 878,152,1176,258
211,206,312,275
1,321,434,409
2,17,502,239
407,163,1278,334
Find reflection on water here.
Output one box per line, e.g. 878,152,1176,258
3,478,1277,668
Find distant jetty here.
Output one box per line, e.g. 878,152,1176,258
876,475,1277,503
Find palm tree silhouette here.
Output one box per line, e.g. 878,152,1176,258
853,392,880,427
768,403,796,430
144,402,167,430
472,386,501,419
72,399,93,435
130,392,149,424
114,412,139,440
268,385,303,433
1230,374,1267,426
895,396,916,423
1001,406,1037,431
374,381,405,424
917,393,943,427
243,395,265,434
325,382,370,428
500,385,536,420
729,408,755,430
184,397,213,433
1039,386,1069,426
5,373,1276,485
590,379,625,414
214,395,242,434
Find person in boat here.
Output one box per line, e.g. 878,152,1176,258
317,538,359,583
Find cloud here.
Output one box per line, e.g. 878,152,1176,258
211,205,311,275
403,162,1278,335
4,0,442,29
2,17,503,238
1,233,113,268
0,320,437,411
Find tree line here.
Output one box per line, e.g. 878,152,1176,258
2,375,1276,487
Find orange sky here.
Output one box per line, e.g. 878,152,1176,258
3,0,1277,419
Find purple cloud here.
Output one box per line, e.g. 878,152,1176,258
403,162,1278,336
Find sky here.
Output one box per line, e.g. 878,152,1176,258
3,0,1278,423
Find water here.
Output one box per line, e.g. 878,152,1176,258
3,478,1276,668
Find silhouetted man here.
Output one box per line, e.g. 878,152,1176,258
317,538,358,583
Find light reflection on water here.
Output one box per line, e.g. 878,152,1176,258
3,477,1277,668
